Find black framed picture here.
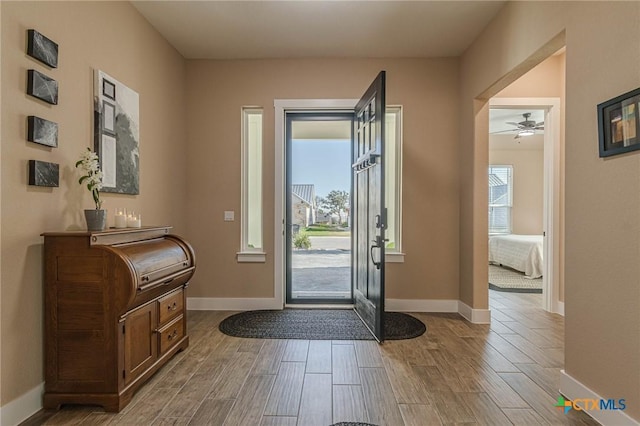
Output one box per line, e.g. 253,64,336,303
26,29,58,68
103,79,116,100
28,160,59,187
598,87,640,157
27,69,58,105
27,116,58,148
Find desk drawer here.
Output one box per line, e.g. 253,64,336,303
158,289,184,326
158,316,184,355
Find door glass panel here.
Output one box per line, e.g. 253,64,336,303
370,108,377,152
287,118,353,303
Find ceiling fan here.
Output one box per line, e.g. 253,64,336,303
496,112,544,139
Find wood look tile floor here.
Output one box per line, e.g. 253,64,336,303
24,291,598,425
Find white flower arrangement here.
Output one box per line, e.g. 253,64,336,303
75,148,104,210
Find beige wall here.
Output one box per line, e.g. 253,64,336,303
489,139,544,234
1,1,186,406
461,1,640,420
184,58,461,301
496,53,565,99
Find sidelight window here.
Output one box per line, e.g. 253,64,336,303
239,107,265,261
385,106,404,260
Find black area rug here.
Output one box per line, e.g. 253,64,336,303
219,309,426,340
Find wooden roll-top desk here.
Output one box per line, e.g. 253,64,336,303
41,226,196,412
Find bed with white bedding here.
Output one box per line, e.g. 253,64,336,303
488,234,543,279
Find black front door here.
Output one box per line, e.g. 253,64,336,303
352,71,386,341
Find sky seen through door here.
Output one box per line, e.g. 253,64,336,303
291,139,351,198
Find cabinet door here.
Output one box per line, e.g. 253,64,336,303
123,303,157,385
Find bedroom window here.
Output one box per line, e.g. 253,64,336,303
239,107,265,262
488,165,512,234
385,106,404,261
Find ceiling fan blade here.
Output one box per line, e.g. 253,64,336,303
535,121,544,126
535,126,545,130
505,122,521,126
490,129,520,133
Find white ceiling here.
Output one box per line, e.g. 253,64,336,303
132,1,506,59
132,2,544,144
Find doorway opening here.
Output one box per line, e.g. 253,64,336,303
285,113,354,304
488,107,548,301
487,98,561,313
486,85,563,314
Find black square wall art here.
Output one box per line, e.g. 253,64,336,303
28,160,59,187
27,69,58,105
27,29,58,68
27,116,58,148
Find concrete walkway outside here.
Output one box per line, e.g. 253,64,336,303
307,236,350,251
291,236,351,299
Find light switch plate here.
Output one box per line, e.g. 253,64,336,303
224,211,235,221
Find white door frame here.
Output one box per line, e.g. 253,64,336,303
274,99,358,308
489,97,562,314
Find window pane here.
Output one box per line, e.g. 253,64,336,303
489,206,511,233
244,110,262,250
385,111,397,249
385,107,402,251
488,166,512,234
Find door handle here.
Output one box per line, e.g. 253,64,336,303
370,244,381,270
369,236,388,270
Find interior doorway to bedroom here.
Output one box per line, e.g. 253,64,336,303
285,114,354,304
485,48,565,314
488,108,546,300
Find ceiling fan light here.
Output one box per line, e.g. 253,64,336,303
518,128,535,137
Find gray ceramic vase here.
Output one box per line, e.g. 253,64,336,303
84,209,106,231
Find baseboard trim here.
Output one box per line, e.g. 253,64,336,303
187,297,492,324
458,301,491,324
385,298,458,313
1,382,44,426
187,297,281,311
560,370,639,425
188,297,462,313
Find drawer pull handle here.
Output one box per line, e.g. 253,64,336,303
167,302,178,311
183,261,188,267
141,276,149,282
167,330,178,341
163,278,174,285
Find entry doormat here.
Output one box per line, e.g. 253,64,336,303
219,309,426,340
